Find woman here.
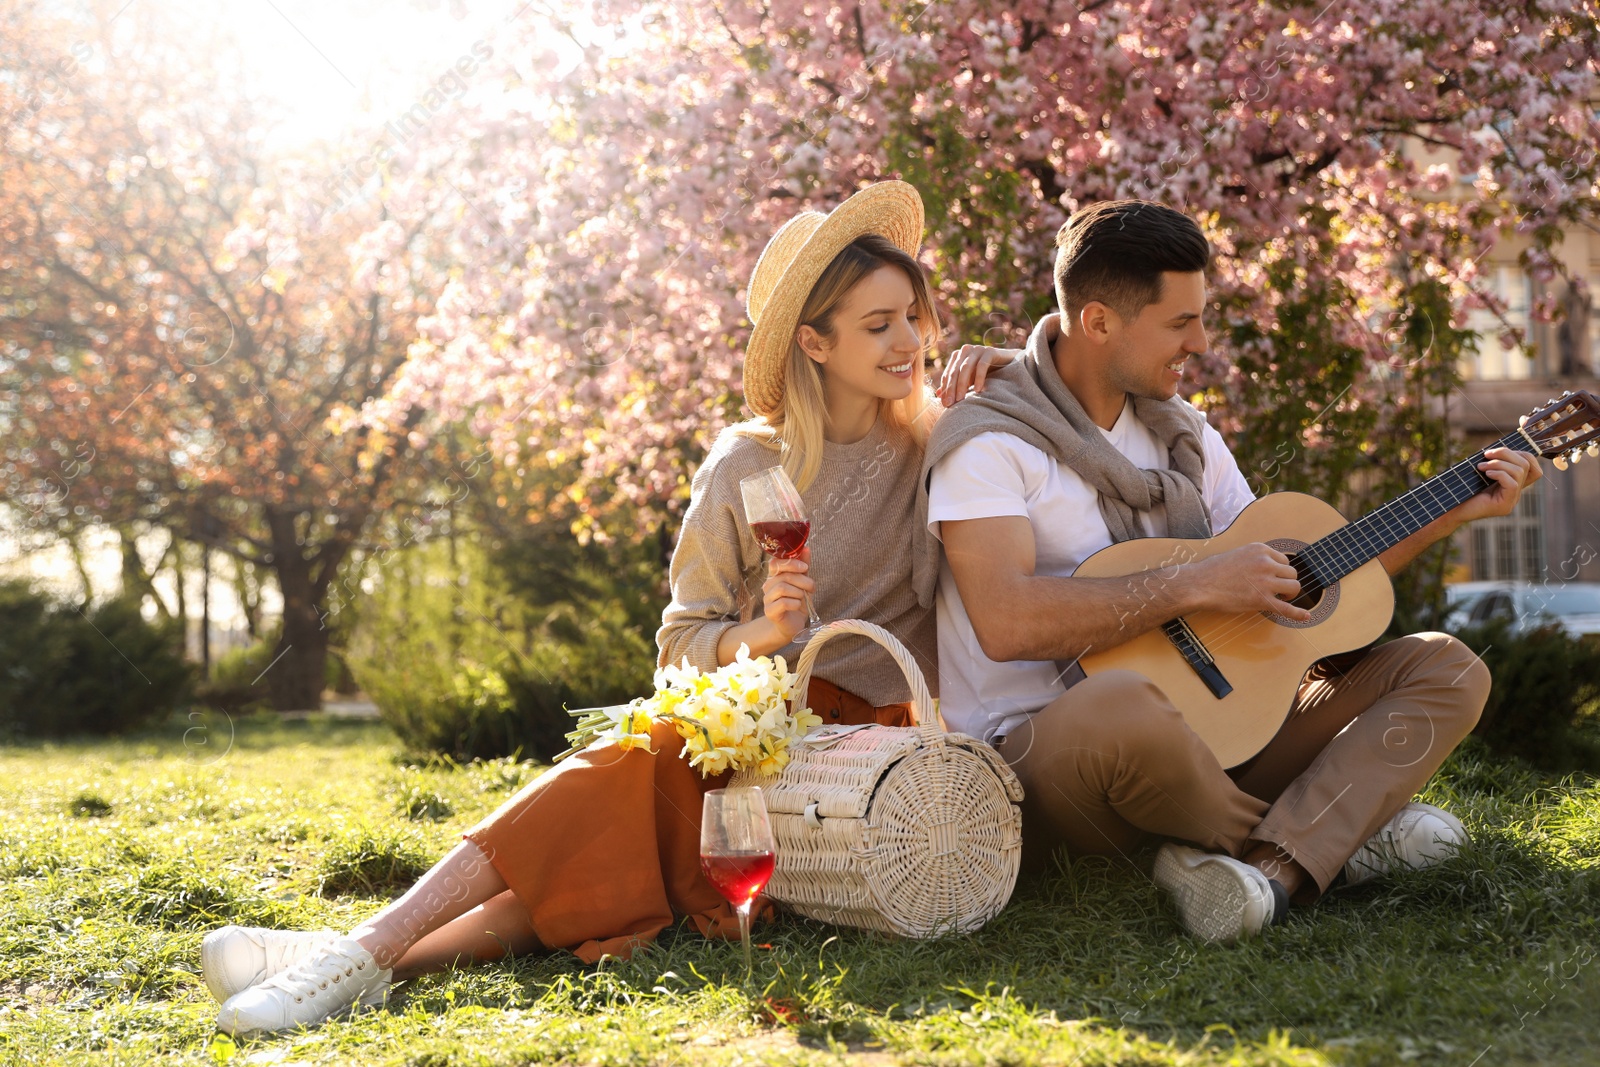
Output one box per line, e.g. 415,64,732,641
206,181,1009,1036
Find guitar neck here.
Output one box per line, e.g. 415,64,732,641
1298,428,1534,586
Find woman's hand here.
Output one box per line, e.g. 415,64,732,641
760,544,815,644
714,545,815,663
938,343,1020,406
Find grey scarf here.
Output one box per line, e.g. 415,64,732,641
911,313,1212,609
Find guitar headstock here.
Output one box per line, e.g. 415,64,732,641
1519,390,1600,471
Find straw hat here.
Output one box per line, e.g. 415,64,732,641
743,181,925,417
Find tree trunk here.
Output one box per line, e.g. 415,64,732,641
118,523,173,619
234,559,261,639
171,533,188,648
66,527,96,606
266,516,329,712
201,545,212,674
267,563,330,711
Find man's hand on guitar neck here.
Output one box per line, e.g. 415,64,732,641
1376,446,1544,577
943,516,1311,665
945,445,1546,665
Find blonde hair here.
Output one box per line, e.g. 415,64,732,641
730,235,943,492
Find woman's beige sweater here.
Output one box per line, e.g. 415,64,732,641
655,416,938,705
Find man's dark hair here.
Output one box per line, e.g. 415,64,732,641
1054,200,1211,327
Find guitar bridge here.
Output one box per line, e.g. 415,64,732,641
1161,618,1233,700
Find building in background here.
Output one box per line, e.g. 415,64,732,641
1450,238,1600,584
1402,127,1600,586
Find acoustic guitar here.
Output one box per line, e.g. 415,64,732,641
1074,390,1600,769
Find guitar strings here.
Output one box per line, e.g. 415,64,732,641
1137,407,1599,683
1195,461,1486,654
1152,430,1527,664
1304,432,1517,579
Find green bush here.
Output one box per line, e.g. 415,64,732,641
192,633,278,714
211,635,279,688
365,658,521,763
1451,619,1600,772
358,615,654,763
194,627,353,712
347,534,657,762
0,580,192,739
502,605,657,760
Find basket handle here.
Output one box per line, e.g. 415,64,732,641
791,619,936,729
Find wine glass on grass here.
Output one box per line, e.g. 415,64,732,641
740,466,821,629
699,787,776,979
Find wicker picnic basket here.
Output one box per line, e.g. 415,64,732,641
728,619,1024,937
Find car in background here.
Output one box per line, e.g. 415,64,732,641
1442,580,1600,638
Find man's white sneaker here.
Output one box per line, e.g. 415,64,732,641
1152,843,1285,943
1342,801,1468,888
216,937,391,1036
201,926,340,1002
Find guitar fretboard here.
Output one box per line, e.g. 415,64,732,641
1297,429,1532,587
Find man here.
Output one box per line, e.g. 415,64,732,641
913,200,1542,942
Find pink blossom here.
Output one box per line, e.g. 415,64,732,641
379,0,1599,534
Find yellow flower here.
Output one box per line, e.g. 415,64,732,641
589,635,822,777
688,743,738,776
603,703,655,753
615,731,653,753
654,657,698,692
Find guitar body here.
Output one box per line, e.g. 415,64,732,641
1074,492,1394,769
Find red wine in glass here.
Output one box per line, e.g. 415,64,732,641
700,850,776,906
750,519,810,559
740,467,821,628
700,787,776,979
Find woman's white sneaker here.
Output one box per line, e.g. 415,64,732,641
1152,843,1284,943
1342,802,1467,887
216,937,391,1036
201,926,339,1002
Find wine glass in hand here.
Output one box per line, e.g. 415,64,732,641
700,787,776,978
740,466,821,629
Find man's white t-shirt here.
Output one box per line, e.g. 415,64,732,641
927,400,1257,743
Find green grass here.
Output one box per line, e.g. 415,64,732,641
0,713,1595,1066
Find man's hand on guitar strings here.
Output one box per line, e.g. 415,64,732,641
1185,543,1314,623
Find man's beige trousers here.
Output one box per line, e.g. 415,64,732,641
994,632,1490,899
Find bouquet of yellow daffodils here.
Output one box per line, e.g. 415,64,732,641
557,644,824,777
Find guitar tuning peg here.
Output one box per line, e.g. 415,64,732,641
1587,443,1598,457
1571,451,1584,465
1554,455,1569,471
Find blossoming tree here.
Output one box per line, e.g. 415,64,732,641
392,0,1599,562
0,2,455,709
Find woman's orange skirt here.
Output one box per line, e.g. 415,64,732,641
463,676,913,962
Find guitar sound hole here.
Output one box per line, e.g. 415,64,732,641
1288,584,1326,612
1262,541,1340,627
1286,554,1326,612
